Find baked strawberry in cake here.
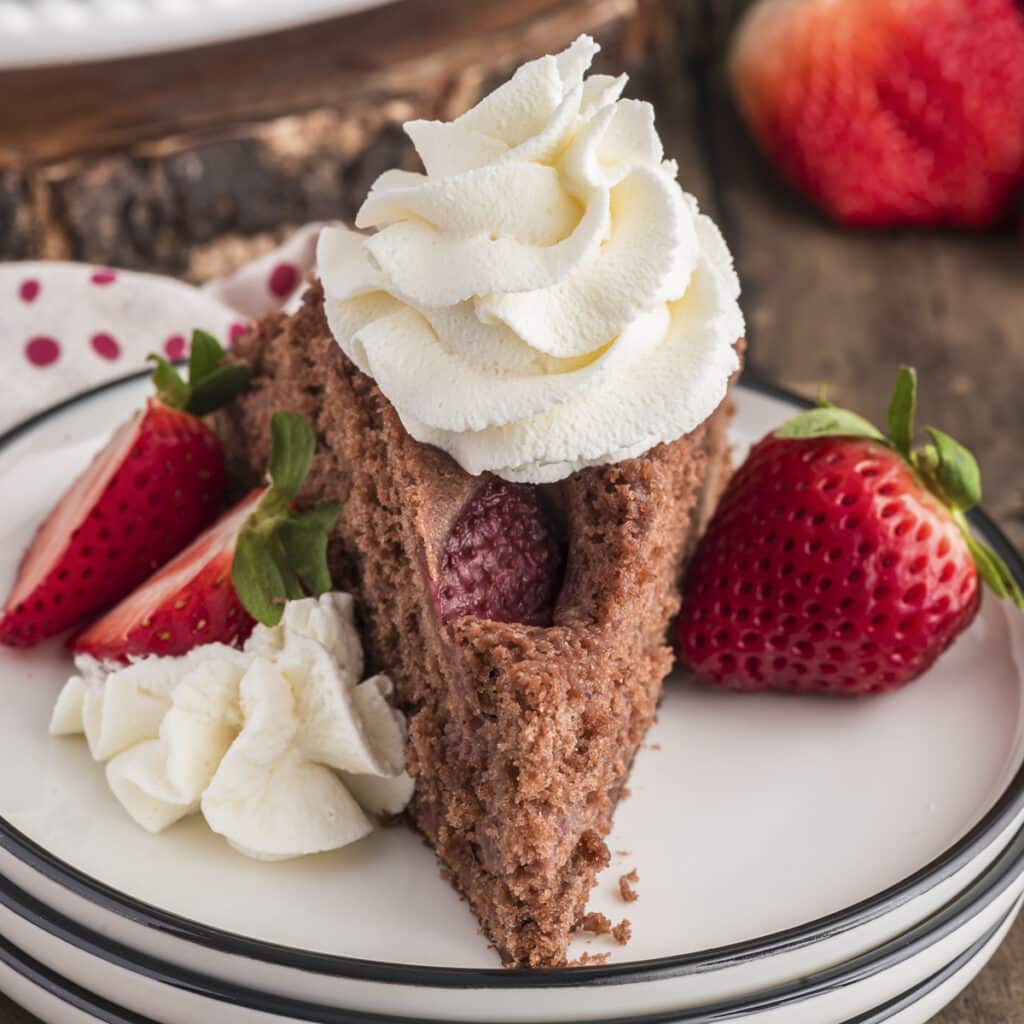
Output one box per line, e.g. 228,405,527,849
214,36,745,967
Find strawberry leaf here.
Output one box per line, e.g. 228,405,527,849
887,366,916,458
268,412,316,503
775,407,885,443
187,329,225,386
150,329,248,415
279,501,339,596
185,365,251,416
231,413,337,626
918,427,981,513
148,355,189,410
232,529,292,626
269,533,306,603
958,522,1024,612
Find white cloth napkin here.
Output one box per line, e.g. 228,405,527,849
0,223,324,432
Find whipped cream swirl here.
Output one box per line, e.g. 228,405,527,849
318,35,743,483
51,594,413,861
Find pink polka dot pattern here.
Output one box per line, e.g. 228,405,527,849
164,334,186,360
268,262,299,298
229,322,249,347
1,223,326,432
25,336,60,367
90,332,121,361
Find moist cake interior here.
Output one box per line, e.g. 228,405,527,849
214,282,737,967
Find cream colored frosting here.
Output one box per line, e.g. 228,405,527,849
50,594,413,861
318,34,743,483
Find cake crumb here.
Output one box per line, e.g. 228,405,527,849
619,868,639,903
578,912,613,936
569,951,611,967
650,742,661,751
619,786,632,801
578,910,631,948
615,849,631,857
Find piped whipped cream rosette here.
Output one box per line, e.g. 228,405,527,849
50,594,414,861
318,34,744,484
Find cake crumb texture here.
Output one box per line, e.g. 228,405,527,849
214,283,736,967
569,952,611,967
579,912,613,937
619,869,640,903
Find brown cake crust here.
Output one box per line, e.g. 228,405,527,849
214,283,736,967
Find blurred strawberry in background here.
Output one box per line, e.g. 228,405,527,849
730,0,1024,229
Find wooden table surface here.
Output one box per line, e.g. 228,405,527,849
1,1,1022,1021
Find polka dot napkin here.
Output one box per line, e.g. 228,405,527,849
1,223,323,433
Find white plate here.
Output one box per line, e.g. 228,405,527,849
1,376,1024,1022
0,0,393,69
0,863,1021,1024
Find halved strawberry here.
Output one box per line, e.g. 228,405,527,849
0,331,248,648
72,489,261,661
72,412,338,663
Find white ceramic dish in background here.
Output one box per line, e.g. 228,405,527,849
0,375,1023,1022
0,0,393,69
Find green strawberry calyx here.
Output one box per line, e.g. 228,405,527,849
776,367,1024,610
148,328,250,416
231,412,340,627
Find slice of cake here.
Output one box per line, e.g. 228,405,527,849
214,35,745,967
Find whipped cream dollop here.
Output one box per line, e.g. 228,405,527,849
50,594,413,861
317,35,743,483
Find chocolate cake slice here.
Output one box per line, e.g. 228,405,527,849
215,282,738,967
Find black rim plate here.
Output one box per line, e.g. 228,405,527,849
0,873,1017,1024
1,369,1023,990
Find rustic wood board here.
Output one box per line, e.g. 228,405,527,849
0,0,645,166
0,1000,32,1024
0,0,644,279
1,1,1022,1021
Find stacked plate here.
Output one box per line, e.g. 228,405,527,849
2,374,1023,1024
0,0,393,69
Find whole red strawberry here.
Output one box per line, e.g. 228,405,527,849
678,369,1024,696
73,412,338,663
434,479,565,626
731,0,1024,227
0,331,248,648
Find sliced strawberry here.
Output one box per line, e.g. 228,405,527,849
1,329,248,649
71,412,338,663
72,489,263,661
0,400,225,648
